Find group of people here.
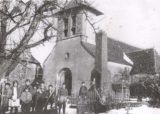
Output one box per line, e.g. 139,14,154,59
0,78,101,114
0,79,69,114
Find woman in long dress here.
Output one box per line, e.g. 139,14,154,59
9,80,21,114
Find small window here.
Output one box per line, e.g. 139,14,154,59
63,18,68,37
72,15,76,27
65,52,70,60
64,18,68,29
71,15,76,35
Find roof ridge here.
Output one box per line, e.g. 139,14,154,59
81,38,140,66
107,37,141,51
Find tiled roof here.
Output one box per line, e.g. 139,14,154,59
127,48,160,74
107,38,140,65
20,50,40,65
81,38,140,65
21,55,40,65
29,55,40,65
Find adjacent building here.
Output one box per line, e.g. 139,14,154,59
7,50,42,85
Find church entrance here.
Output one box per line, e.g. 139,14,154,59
58,68,72,95
91,69,101,89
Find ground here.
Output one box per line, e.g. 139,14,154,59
66,104,160,114
4,103,160,114
102,105,160,114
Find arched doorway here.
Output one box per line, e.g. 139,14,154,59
91,69,101,89
58,68,72,95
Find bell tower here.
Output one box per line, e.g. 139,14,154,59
55,0,103,42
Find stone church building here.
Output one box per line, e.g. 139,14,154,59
43,0,140,98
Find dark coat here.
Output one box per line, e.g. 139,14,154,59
45,90,56,99
79,86,88,97
36,87,47,100
45,90,56,105
21,85,34,95
58,88,68,97
1,88,12,107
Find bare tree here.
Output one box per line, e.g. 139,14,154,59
0,0,59,77
0,0,99,78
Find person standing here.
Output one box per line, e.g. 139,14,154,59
58,83,68,114
20,88,32,114
1,83,12,114
87,81,99,114
78,82,88,114
79,82,88,99
10,80,21,114
36,82,47,113
45,85,56,109
21,79,35,112
31,85,37,112
21,79,34,95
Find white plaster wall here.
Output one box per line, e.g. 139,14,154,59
107,62,132,82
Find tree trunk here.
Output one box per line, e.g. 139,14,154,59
0,21,7,54
0,59,12,78
0,0,8,54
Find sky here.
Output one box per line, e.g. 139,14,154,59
31,0,160,66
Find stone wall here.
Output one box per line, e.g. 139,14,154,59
43,36,94,96
8,63,36,86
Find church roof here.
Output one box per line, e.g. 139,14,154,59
56,0,103,16
20,50,40,65
107,38,140,65
28,55,40,65
81,39,160,75
127,48,160,75
21,55,40,65
81,38,140,66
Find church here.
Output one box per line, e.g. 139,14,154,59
43,0,140,98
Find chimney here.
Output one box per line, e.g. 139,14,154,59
95,32,102,72
95,31,111,96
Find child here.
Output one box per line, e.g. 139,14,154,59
1,83,12,114
31,85,37,112
20,88,32,114
44,85,56,110
9,80,21,114
36,82,47,112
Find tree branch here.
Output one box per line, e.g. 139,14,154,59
25,24,56,49
83,10,97,34
8,1,56,59
6,2,32,35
